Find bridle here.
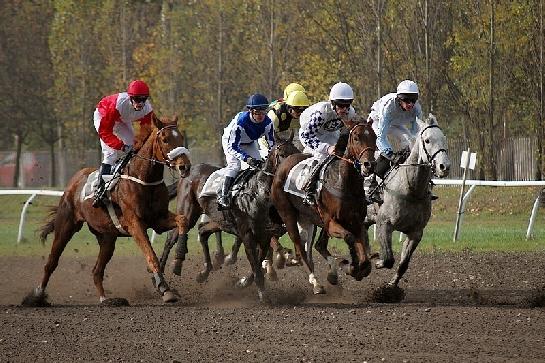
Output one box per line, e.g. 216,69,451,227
418,124,448,169
333,123,376,173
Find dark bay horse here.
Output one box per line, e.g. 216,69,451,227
162,136,299,301
271,120,376,294
22,115,191,306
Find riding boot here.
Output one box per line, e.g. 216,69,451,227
92,163,112,208
365,174,383,205
217,176,235,210
302,162,323,206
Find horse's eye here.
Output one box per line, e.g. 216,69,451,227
425,139,430,144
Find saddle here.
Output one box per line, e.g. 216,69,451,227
283,157,327,198
81,153,133,204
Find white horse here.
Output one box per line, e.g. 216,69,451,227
365,114,451,287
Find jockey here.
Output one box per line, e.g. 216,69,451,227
265,89,310,150
92,80,153,207
299,82,357,205
366,79,436,203
217,93,276,210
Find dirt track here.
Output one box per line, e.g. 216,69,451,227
1,251,545,362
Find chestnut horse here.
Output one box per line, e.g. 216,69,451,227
22,115,190,306
271,120,376,294
159,134,300,292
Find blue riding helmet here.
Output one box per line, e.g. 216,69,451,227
246,94,269,110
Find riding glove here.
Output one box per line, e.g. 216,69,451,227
246,157,264,169
122,144,134,154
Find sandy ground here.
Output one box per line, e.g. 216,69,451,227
1,250,545,362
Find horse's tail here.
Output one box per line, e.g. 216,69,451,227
167,182,178,200
39,206,58,244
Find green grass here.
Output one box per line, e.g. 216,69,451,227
1,185,544,257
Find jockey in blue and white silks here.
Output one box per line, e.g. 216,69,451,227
368,80,422,158
217,94,275,209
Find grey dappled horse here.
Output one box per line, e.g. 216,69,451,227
365,114,451,287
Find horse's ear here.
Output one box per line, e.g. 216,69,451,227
152,113,165,129
427,113,437,126
288,129,294,142
172,115,179,125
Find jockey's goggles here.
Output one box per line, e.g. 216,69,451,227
290,106,307,113
250,108,268,115
398,95,418,104
130,96,148,104
333,100,352,109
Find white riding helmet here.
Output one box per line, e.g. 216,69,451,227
329,82,354,101
396,80,419,95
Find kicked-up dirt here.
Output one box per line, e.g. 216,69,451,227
1,250,545,362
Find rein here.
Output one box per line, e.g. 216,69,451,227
333,123,375,172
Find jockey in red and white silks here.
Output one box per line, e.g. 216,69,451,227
93,80,153,166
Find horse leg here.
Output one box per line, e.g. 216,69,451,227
127,223,177,303
159,229,177,274
172,233,188,276
314,228,339,285
375,220,395,269
297,221,325,294
212,231,225,270
196,230,214,283
224,236,242,265
262,245,277,281
92,234,123,304
389,230,422,287
25,217,83,306
327,219,371,281
237,236,266,301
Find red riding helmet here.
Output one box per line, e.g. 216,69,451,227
127,80,150,96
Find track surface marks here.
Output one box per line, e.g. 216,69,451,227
1,251,545,362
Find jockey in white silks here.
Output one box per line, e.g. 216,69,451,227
217,93,276,210
366,79,436,203
299,82,357,205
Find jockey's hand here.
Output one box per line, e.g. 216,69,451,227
327,145,336,155
246,157,264,169
382,150,394,161
122,144,134,154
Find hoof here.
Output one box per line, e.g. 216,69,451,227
213,252,225,270
196,271,209,283
369,252,380,259
274,250,287,270
327,272,338,285
21,291,50,307
236,276,253,288
313,285,326,295
224,254,237,265
162,290,179,303
100,297,130,306
285,257,302,267
375,258,394,269
266,269,278,281
172,259,183,276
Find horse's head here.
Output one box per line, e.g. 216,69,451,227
150,114,191,177
266,130,300,173
344,119,377,177
416,114,451,178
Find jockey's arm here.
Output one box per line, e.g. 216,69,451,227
226,126,250,162
98,111,124,150
376,112,394,157
300,110,331,155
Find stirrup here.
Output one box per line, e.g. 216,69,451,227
431,194,439,201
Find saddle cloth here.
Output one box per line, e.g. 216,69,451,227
199,168,255,199
283,157,324,198
80,171,120,202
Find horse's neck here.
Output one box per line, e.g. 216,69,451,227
126,134,164,181
389,139,430,197
324,159,364,195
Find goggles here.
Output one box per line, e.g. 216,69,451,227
130,96,148,104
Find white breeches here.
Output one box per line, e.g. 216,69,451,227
221,139,262,178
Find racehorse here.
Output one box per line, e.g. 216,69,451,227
271,120,377,294
160,133,299,299
366,114,450,289
22,115,191,306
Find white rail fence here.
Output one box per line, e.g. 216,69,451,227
2,180,545,244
